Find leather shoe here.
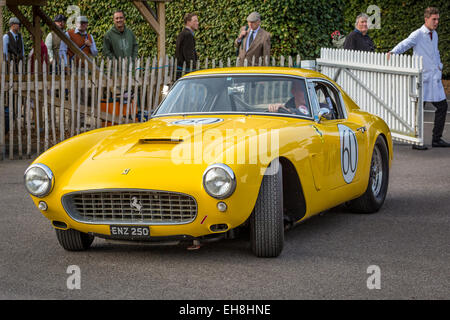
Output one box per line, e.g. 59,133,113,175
412,144,428,150
432,139,450,148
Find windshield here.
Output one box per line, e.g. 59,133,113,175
154,75,312,118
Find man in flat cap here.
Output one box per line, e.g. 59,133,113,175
60,15,98,67
45,14,67,68
235,12,271,66
3,17,25,69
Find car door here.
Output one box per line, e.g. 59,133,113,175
307,79,368,192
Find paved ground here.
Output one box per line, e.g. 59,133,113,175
0,123,449,300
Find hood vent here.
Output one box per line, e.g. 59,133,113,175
139,138,184,144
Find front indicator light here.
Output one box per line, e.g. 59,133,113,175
38,201,48,211
217,202,227,212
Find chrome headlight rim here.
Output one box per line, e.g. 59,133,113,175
202,163,237,200
24,163,55,198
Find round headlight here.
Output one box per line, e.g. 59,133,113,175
202,164,236,199
24,164,54,198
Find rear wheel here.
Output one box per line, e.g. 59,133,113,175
250,162,284,257
348,136,389,213
55,228,94,251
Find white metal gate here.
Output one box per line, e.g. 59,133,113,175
317,48,423,145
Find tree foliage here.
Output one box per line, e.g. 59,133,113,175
2,0,448,77
2,0,345,61
342,0,449,78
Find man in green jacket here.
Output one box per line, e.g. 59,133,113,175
103,10,138,61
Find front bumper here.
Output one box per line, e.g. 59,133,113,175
32,187,257,239
29,159,265,238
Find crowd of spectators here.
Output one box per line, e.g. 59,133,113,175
3,10,138,71
2,7,448,147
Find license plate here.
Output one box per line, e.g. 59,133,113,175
110,226,150,239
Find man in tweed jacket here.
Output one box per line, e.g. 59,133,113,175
235,12,271,66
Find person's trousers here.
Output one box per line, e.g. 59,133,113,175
426,99,448,141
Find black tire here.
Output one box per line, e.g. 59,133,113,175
250,161,284,257
348,135,389,213
55,228,94,251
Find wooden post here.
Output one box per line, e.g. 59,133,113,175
50,60,56,145
157,1,166,60
132,1,169,60
70,60,75,137
26,58,31,158
119,58,126,125
42,61,48,150
17,60,23,158
0,0,4,76
96,59,104,129
140,57,150,122
90,58,97,129
59,59,65,142
0,60,5,160
34,59,40,156
32,6,42,74
0,0,4,160
147,57,156,114
8,61,13,159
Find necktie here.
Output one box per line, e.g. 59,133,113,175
248,31,254,49
429,32,433,41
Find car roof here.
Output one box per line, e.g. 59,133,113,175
183,66,329,80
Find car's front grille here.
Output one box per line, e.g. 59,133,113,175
62,190,197,225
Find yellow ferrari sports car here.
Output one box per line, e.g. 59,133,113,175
24,67,392,257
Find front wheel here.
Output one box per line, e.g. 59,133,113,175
348,135,389,213
55,228,94,251
250,162,284,257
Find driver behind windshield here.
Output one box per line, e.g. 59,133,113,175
268,80,310,116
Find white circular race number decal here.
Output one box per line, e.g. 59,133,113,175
338,124,358,184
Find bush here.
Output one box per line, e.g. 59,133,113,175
2,0,345,62
3,1,448,78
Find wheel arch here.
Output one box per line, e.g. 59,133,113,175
376,132,390,159
278,156,307,224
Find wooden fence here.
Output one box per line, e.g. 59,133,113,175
0,54,302,161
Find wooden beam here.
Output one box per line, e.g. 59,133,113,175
131,0,166,59
132,1,160,34
34,6,94,66
6,5,34,34
32,6,42,73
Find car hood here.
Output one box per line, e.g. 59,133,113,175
91,114,303,161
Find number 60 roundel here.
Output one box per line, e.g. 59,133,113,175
338,124,358,184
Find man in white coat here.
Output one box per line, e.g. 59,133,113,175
388,7,449,149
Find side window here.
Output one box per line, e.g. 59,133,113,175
312,81,345,120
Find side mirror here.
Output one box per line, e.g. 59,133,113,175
161,85,170,98
316,108,330,124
